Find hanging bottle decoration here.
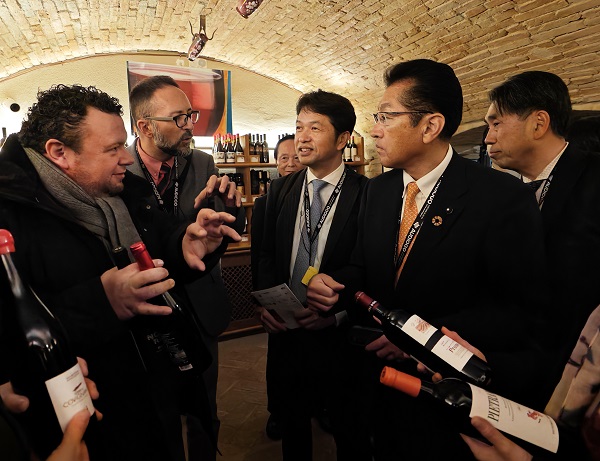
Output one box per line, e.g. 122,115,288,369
236,0,264,18
187,15,216,61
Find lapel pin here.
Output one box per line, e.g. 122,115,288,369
432,216,443,226
446,207,453,214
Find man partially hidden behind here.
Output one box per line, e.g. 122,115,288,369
127,75,245,460
0,84,240,460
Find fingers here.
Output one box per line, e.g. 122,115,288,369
0,382,29,414
84,377,99,401
259,308,287,332
220,225,242,242
76,357,88,377
441,326,487,362
61,409,91,445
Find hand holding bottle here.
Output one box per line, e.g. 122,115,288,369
365,334,411,362
193,174,241,209
417,327,487,383
100,259,174,320
461,417,533,461
47,409,92,461
183,208,241,271
305,273,345,312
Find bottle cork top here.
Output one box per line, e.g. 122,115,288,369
380,366,421,398
0,229,15,254
355,291,373,306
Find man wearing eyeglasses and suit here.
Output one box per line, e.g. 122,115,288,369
306,59,553,461
127,75,245,461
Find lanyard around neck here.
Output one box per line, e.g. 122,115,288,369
135,140,179,216
302,168,347,247
393,175,443,272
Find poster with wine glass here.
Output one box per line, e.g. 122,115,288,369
126,61,232,136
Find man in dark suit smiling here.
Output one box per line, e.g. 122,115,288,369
307,59,552,461
257,90,370,461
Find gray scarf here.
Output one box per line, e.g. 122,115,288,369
25,148,141,253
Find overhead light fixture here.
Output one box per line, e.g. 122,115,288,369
236,0,264,18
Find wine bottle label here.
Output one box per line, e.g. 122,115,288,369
215,152,225,163
401,315,473,371
469,384,559,453
45,362,95,432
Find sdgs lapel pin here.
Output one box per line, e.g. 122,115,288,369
432,208,452,227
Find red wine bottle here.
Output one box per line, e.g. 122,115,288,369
355,291,492,385
0,229,95,457
380,366,559,456
129,241,207,374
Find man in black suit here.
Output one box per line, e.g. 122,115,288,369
484,72,600,381
257,90,370,461
307,60,551,460
127,75,245,460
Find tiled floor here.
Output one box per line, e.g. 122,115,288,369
216,332,336,461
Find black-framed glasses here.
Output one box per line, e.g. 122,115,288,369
145,110,200,128
372,111,433,126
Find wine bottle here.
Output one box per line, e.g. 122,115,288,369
215,134,225,164
235,134,245,163
0,229,95,457
343,138,352,162
350,135,359,162
256,135,264,163
225,134,236,164
380,366,559,455
262,134,269,163
355,291,491,385
129,241,207,374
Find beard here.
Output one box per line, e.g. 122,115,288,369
153,127,193,157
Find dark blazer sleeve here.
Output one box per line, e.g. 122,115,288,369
250,195,266,290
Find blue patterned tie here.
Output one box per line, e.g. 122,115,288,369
290,179,328,304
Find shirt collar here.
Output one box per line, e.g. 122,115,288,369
402,144,453,198
306,160,345,187
136,138,175,180
523,142,569,183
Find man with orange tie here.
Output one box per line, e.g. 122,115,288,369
306,59,553,461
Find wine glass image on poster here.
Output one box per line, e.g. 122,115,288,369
126,61,231,136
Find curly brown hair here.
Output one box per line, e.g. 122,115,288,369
18,84,123,154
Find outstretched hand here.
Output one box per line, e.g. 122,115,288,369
183,208,241,271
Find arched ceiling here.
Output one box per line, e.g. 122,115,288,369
1,0,599,137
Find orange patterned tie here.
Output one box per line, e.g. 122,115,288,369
396,181,420,280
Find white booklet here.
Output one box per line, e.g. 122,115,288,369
251,283,305,329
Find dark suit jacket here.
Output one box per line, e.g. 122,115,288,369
258,166,368,300
540,146,600,384
332,153,553,459
127,143,245,337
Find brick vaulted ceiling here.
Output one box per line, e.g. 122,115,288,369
1,0,599,137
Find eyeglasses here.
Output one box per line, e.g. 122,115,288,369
372,111,433,126
145,110,200,128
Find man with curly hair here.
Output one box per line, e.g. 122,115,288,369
0,84,240,460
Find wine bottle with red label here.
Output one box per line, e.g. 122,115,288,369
128,241,209,375
380,366,559,456
355,291,492,385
